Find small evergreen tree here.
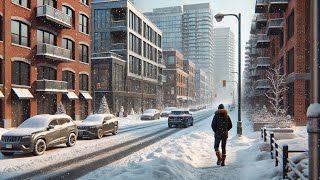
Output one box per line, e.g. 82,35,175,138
56,102,66,114
98,96,110,114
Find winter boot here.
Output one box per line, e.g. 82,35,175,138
215,151,222,165
221,154,226,166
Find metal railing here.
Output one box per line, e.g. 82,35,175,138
255,79,270,89
267,18,284,27
36,79,68,92
269,0,288,3
37,43,73,61
256,14,267,21
37,5,72,27
111,43,126,50
261,128,307,179
111,20,126,27
256,57,270,67
256,0,268,4
257,34,270,42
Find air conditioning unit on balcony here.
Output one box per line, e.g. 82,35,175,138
96,83,101,89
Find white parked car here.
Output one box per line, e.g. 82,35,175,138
141,109,160,120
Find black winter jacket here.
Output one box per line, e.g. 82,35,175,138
211,109,233,139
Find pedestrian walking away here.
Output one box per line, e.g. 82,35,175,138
211,104,233,166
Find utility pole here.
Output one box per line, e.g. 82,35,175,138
307,0,320,178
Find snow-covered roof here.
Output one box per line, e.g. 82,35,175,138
66,91,78,100
18,114,72,128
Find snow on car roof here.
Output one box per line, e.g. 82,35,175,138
90,114,115,118
18,114,72,128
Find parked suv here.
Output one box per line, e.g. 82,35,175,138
0,114,78,156
168,110,193,128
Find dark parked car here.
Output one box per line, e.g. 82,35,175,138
168,110,193,128
141,109,160,120
76,114,118,139
160,107,177,117
0,114,77,156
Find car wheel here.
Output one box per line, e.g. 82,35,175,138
1,152,14,156
97,129,104,139
66,133,77,147
33,139,46,156
112,125,118,135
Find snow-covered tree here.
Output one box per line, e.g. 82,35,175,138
129,108,135,115
56,102,66,114
265,65,289,122
98,96,110,114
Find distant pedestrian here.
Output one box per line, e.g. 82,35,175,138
211,104,232,166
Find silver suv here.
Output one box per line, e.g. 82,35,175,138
0,114,78,156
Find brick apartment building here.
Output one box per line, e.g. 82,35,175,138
163,50,188,107
183,59,196,106
0,0,92,128
246,0,311,125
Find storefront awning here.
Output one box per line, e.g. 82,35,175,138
66,92,78,100
12,88,34,99
0,90,4,99
80,92,92,100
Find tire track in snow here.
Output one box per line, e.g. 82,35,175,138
10,110,214,180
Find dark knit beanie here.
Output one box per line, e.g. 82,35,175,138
218,104,224,109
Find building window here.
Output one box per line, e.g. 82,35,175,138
79,44,88,63
80,96,88,119
37,29,56,45
11,20,30,47
11,98,30,127
62,5,74,26
37,93,57,115
80,0,88,6
287,11,294,40
0,16,2,41
287,82,294,117
79,74,89,91
12,61,30,86
37,66,56,80
167,56,175,64
92,63,111,91
79,14,89,34
39,0,56,7
62,71,75,90
279,33,284,49
287,48,294,74
62,95,75,120
62,38,75,59
12,0,30,9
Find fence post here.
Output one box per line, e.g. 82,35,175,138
275,142,278,167
283,144,289,179
270,132,274,159
263,128,267,142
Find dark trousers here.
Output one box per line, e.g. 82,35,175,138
214,136,227,154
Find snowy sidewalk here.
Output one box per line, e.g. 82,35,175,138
79,109,278,180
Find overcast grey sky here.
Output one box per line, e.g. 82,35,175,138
135,0,256,71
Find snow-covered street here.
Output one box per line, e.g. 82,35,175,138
0,107,309,180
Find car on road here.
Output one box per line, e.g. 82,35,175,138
76,114,118,139
168,110,194,128
141,109,161,120
0,114,77,156
160,107,177,117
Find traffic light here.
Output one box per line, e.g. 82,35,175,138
222,80,226,87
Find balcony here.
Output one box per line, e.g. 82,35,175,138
249,48,258,57
37,5,72,29
250,21,257,34
256,34,270,48
111,20,127,27
256,14,267,29
37,43,73,62
36,80,68,93
255,0,268,13
255,79,270,90
268,0,288,13
249,70,260,78
256,57,270,68
266,18,284,35
111,43,127,51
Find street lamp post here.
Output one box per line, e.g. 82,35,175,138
307,0,320,178
215,13,242,136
